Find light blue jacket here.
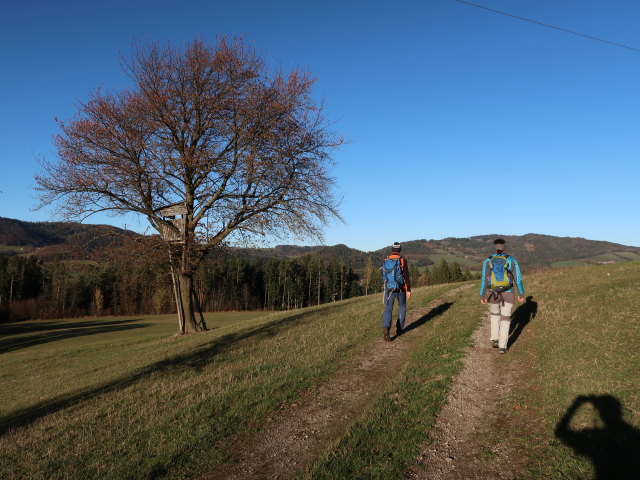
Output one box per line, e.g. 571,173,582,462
479,253,525,297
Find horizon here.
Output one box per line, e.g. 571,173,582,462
2,215,638,252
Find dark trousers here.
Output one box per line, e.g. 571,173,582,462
382,289,406,329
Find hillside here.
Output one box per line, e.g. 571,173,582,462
1,217,639,268
371,234,640,270
0,217,142,261
434,233,640,269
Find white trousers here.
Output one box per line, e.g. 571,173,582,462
489,300,513,349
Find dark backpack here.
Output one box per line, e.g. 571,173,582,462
382,256,404,291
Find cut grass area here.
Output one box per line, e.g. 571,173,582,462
0,311,264,416
551,260,587,268
576,251,640,264
0,286,452,479
504,262,640,479
301,285,479,479
614,251,640,261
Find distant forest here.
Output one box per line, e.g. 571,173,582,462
0,251,475,322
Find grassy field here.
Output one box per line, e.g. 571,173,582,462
582,251,640,263
0,285,454,479
504,261,640,479
0,312,264,417
552,251,640,267
551,260,587,268
2,261,638,479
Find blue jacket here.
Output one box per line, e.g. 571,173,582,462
479,253,525,297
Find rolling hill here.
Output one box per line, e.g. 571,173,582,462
1,217,639,269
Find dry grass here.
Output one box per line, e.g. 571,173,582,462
504,262,640,479
0,286,452,479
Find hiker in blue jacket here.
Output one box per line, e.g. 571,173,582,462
479,238,524,353
381,242,412,341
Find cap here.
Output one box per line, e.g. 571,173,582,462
391,242,401,252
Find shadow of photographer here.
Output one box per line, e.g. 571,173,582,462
508,295,537,348
555,394,640,480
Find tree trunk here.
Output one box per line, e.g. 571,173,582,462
170,267,185,333
317,266,321,306
179,272,202,333
191,284,207,330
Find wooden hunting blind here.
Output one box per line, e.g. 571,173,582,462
155,203,187,243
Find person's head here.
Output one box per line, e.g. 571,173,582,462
391,242,401,253
592,395,623,425
493,238,505,252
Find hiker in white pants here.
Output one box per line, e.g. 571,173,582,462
479,238,525,353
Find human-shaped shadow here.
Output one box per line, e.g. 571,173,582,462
555,394,640,480
507,295,537,348
396,302,454,339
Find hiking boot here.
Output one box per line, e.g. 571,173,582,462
383,327,391,342
499,348,507,354
491,339,499,349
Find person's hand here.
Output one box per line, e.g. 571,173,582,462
406,291,412,300
518,296,525,303
481,298,487,304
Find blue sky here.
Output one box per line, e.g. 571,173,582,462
1,0,639,251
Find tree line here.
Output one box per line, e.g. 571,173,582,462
0,252,477,322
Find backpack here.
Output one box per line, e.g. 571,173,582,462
382,256,405,291
486,254,514,291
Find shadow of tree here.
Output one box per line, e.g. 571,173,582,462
555,394,640,480
508,295,537,348
395,301,454,339
0,303,346,435
0,319,149,354
0,318,147,336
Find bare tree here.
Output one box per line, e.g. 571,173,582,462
36,38,343,334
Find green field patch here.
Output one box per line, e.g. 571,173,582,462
577,251,640,264
613,251,640,260
551,260,587,268
581,252,624,263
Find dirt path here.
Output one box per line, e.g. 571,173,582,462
411,313,524,480
204,286,472,480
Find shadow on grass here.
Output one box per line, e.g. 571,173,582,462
555,394,640,480
0,303,345,436
395,301,454,339
0,319,149,354
508,295,537,349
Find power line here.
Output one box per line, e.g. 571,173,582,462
456,0,640,53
